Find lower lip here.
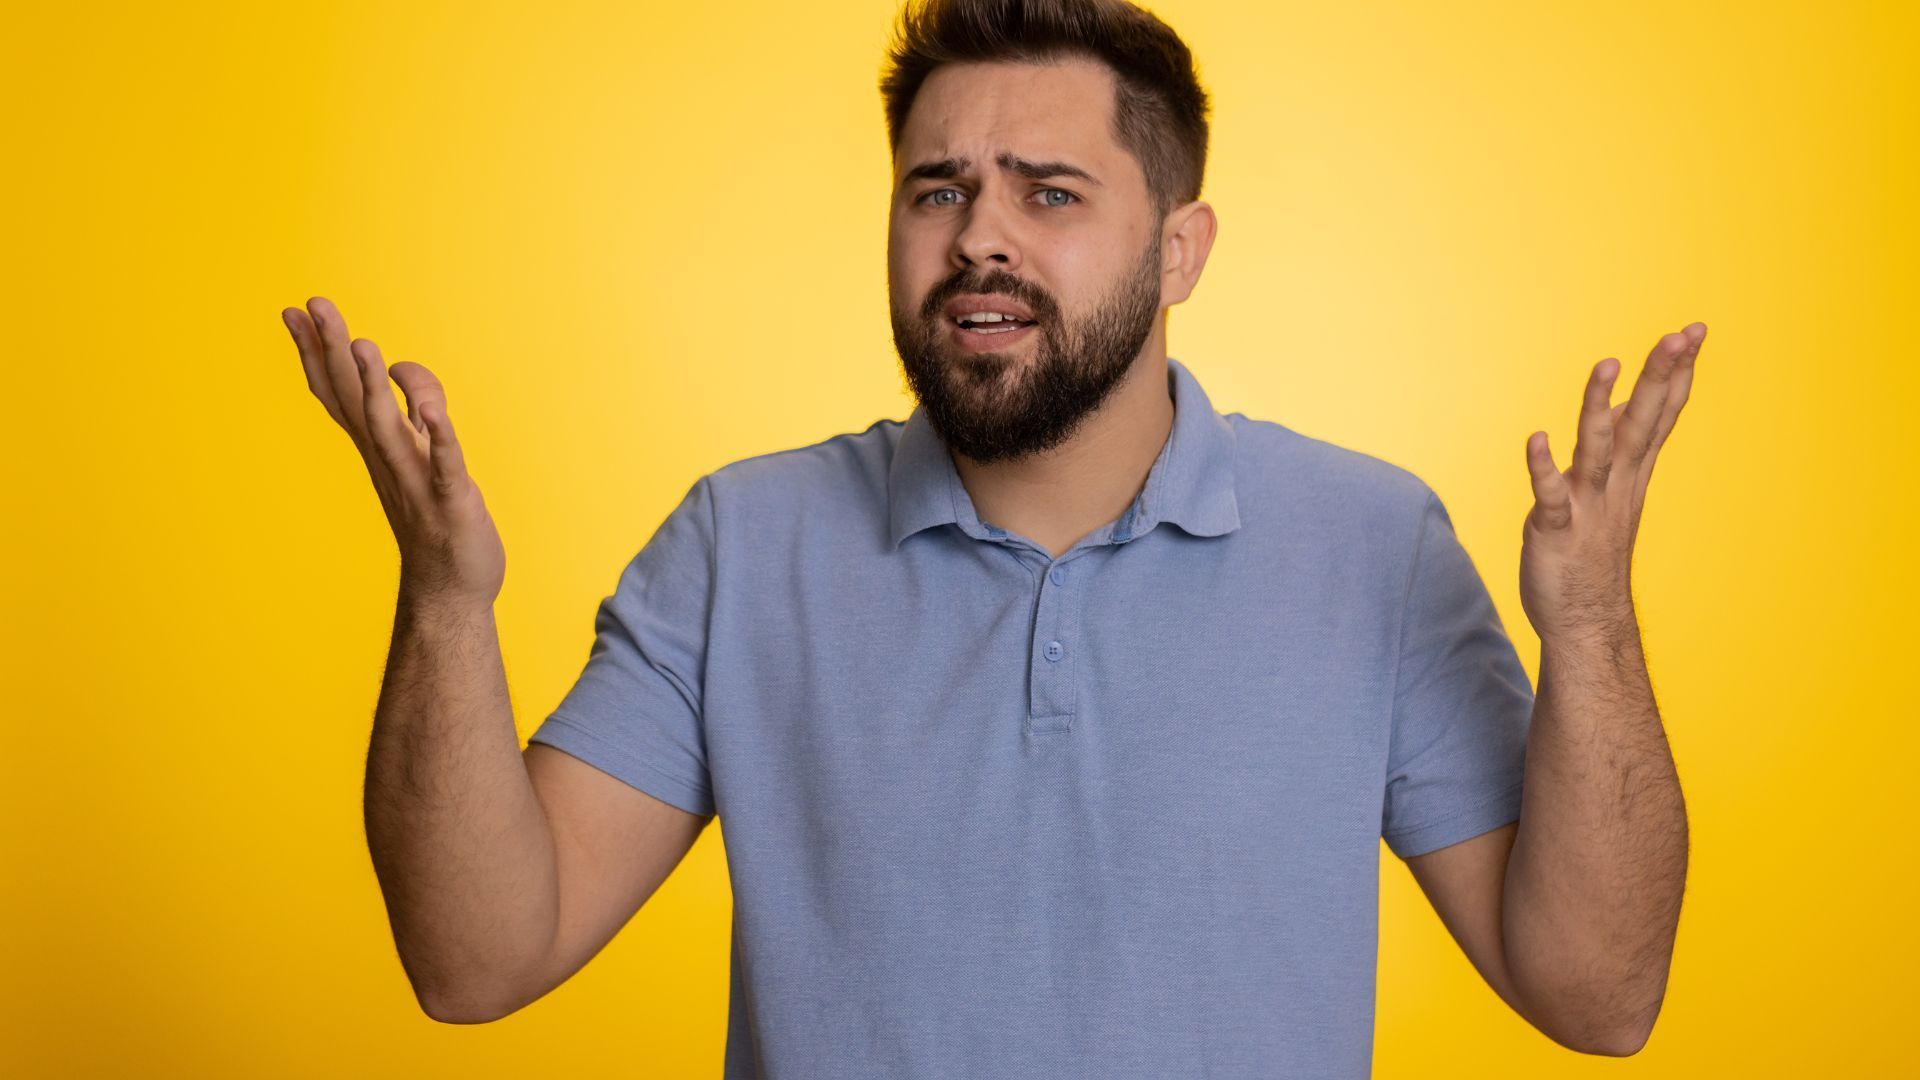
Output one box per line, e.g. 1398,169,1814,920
948,320,1038,352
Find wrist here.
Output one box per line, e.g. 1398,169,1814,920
397,574,496,624
1540,613,1643,670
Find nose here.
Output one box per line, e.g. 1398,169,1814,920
950,189,1023,274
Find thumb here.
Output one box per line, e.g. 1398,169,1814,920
422,400,471,496
388,360,446,437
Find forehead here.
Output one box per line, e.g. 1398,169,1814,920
895,57,1126,179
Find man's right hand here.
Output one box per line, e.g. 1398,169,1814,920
283,296,506,610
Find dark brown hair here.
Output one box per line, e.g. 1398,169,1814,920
879,0,1211,222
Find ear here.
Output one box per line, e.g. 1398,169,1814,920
1158,199,1218,308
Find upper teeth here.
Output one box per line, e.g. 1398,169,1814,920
959,312,1021,324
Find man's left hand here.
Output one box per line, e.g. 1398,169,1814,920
1519,321,1708,647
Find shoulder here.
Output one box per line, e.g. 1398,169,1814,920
699,417,902,530
1224,413,1435,538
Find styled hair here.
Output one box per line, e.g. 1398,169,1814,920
879,0,1211,222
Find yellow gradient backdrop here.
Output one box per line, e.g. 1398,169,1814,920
4,1,1913,1075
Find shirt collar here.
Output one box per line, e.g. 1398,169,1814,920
887,356,1241,550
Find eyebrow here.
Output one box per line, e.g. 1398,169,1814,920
900,152,1104,188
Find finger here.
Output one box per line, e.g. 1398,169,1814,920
306,296,369,440
1526,430,1572,531
1616,330,1689,469
351,339,426,482
389,360,448,442
1639,322,1706,487
1569,357,1620,494
283,307,347,429
422,399,471,497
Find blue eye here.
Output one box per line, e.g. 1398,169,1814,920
916,187,1079,207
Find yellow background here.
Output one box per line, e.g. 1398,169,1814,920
5,0,1913,1075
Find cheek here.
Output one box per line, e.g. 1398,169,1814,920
888,211,943,257
887,230,942,301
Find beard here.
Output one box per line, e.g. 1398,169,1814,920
889,231,1163,466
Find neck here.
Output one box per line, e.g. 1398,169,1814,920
951,326,1174,560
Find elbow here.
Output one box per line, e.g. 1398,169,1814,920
399,944,546,1024
414,981,519,1026
1512,969,1664,1058
1542,1000,1662,1058
1562,1023,1653,1058
421,1000,508,1026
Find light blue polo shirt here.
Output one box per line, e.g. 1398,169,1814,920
528,356,1533,1078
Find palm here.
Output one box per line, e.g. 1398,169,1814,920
284,296,506,609
1518,322,1707,644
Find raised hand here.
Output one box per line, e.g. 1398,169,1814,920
283,296,506,611
1519,321,1707,646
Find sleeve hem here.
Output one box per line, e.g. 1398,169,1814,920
1383,779,1523,859
527,712,716,818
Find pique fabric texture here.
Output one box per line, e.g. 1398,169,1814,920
528,356,1533,1079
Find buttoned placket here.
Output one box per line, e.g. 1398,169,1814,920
978,494,1145,741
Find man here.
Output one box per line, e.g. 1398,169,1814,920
283,0,1698,1075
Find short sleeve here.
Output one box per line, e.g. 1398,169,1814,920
1381,490,1532,858
527,475,718,818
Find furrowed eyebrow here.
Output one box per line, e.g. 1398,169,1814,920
900,152,1103,188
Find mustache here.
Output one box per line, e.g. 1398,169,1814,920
920,270,1058,322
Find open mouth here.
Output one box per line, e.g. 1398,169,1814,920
952,315,1037,335
947,316,1038,351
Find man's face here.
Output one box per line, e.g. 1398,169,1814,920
888,57,1164,465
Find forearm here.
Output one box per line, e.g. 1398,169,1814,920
362,588,559,1023
1501,623,1690,1054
